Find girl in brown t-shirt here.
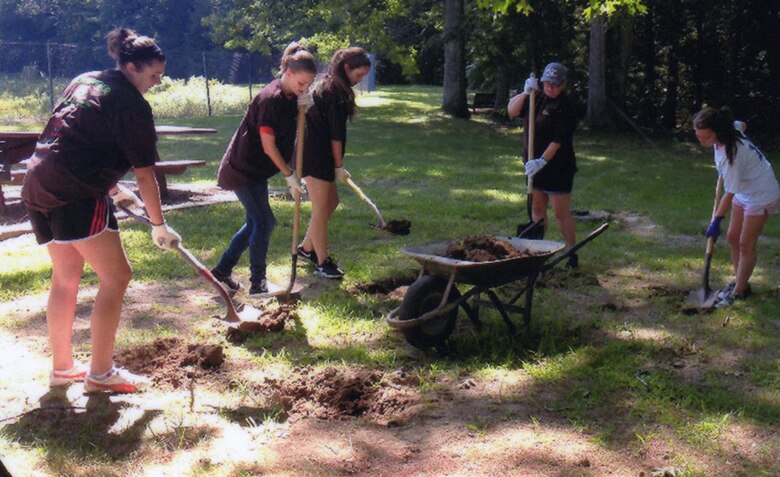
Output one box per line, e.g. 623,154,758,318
211,43,316,295
21,28,180,393
298,47,372,279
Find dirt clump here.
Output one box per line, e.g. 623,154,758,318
445,235,526,262
114,337,224,389
225,303,295,342
381,219,412,235
259,366,421,425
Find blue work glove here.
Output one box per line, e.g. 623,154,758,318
705,216,723,240
524,157,547,178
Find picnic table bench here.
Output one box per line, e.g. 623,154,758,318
469,92,496,112
0,126,216,213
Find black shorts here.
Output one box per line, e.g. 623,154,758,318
532,167,575,194
28,195,118,245
302,154,335,182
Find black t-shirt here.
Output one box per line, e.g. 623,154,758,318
520,91,578,178
302,81,349,181
22,69,159,212
217,79,297,190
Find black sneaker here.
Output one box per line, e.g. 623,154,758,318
211,268,241,292
314,257,344,279
297,244,318,266
248,279,268,296
564,253,579,269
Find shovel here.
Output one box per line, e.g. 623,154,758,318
345,176,411,235
687,176,724,308
118,204,267,331
517,75,544,239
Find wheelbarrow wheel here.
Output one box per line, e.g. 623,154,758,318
398,275,460,349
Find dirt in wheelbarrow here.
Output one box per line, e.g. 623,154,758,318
445,234,532,262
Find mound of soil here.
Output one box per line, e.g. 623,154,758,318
225,303,296,342
382,219,412,235
445,235,527,262
114,337,225,389
260,366,421,425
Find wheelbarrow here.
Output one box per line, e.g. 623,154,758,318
386,223,609,349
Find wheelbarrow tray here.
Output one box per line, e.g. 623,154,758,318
402,236,565,288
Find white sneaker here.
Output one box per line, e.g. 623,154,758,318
84,366,151,394
49,361,89,387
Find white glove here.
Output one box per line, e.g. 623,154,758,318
298,91,314,110
335,166,350,183
285,172,305,196
523,75,539,94
151,223,181,251
110,184,144,213
524,157,547,178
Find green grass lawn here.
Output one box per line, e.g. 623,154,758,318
1,85,779,476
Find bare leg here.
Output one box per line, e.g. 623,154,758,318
46,243,86,371
531,188,549,230
550,193,576,247
726,203,744,274
733,212,768,295
302,176,338,264
72,231,132,375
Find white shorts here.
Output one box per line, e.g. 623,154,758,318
733,196,780,216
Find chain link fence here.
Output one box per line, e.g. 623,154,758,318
0,41,277,121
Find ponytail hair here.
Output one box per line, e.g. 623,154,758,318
280,42,316,75
324,47,371,119
105,27,165,68
693,106,739,165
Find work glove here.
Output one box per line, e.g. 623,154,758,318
285,171,305,197
110,184,144,213
705,216,724,241
523,75,539,94
335,166,351,184
298,91,314,111
524,157,547,178
151,222,181,251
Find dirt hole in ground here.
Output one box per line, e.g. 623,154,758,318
351,275,417,296
114,337,225,389
381,219,412,235
445,235,537,262
257,366,421,426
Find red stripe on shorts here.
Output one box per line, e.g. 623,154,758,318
90,197,106,235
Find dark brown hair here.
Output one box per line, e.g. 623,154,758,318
321,47,371,119
280,42,317,75
693,107,740,165
105,27,165,68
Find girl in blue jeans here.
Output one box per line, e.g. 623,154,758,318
212,43,316,295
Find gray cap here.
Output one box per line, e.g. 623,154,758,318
541,62,568,85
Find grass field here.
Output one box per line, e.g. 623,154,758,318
0,85,779,476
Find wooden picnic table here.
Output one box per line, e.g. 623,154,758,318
0,125,216,213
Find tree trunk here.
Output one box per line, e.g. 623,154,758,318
585,14,610,128
442,0,469,118
614,16,634,108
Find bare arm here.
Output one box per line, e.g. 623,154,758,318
260,132,294,176
540,142,562,161
714,191,734,218
507,93,530,119
133,166,165,225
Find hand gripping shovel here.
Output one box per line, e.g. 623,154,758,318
687,176,724,309
118,204,267,331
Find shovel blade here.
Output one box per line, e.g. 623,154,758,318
686,287,718,309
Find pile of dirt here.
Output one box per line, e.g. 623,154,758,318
260,366,421,425
114,337,225,389
226,303,296,342
381,219,412,235
445,235,527,262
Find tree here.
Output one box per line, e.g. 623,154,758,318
442,0,469,117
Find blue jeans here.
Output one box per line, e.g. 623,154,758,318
213,182,275,283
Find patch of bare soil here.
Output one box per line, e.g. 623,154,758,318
350,275,416,295
258,367,421,426
445,235,531,262
114,337,225,389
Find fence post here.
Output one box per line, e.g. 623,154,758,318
202,51,212,116
47,42,54,110
247,52,253,100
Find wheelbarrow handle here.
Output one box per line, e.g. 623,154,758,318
541,222,610,272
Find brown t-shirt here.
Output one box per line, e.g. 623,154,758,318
302,81,349,181
22,69,158,212
217,79,297,190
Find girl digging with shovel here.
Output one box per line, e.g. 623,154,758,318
693,107,780,307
